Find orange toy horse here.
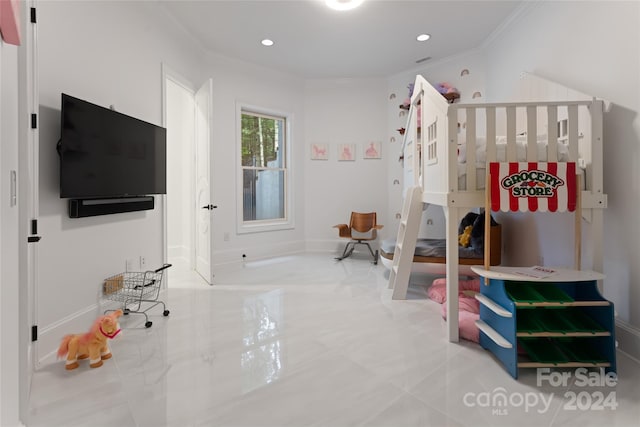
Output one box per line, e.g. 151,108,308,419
57,309,123,370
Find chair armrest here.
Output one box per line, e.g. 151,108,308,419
333,224,351,238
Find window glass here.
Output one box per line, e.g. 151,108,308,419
240,111,287,224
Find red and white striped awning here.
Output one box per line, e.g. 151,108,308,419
489,162,577,212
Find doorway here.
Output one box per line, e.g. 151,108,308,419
163,69,213,285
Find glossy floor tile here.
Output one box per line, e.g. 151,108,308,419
28,253,640,427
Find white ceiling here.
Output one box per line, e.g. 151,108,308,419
159,0,524,79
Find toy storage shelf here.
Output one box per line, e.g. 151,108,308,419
470,266,616,379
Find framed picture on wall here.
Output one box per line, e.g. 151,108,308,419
310,143,329,160
363,141,381,159
338,144,356,161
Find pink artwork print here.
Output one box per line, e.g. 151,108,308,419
338,144,355,161
311,143,328,160
364,142,381,159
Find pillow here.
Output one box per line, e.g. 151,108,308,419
470,212,498,250
428,278,480,304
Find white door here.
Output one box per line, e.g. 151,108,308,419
194,79,214,284
1,36,22,425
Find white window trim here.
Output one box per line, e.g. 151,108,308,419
236,103,294,234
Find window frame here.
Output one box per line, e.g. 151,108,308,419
236,103,294,234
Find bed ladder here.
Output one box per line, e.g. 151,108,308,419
388,186,423,299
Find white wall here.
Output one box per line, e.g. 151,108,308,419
482,1,640,329
36,1,206,361
303,78,388,252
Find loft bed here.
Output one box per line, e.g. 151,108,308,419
388,74,608,343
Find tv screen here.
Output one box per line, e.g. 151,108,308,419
58,93,167,199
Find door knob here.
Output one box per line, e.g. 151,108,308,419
201,204,217,210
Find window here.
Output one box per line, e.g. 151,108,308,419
238,107,292,232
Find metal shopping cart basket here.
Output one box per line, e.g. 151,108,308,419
103,263,171,328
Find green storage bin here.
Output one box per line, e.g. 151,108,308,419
562,309,606,333
535,285,574,303
506,283,545,305
519,338,570,364
555,339,608,364
537,310,574,332
517,311,545,333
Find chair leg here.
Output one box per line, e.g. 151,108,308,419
362,242,378,264
336,241,379,264
335,242,355,261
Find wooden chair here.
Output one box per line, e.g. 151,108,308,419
334,212,383,264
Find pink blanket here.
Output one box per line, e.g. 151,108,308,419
428,278,481,343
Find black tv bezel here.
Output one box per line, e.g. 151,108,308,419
58,93,167,200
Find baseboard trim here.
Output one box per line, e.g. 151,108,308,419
212,240,306,267
615,319,640,363
304,239,383,254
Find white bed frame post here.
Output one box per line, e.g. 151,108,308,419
589,100,606,289
444,206,461,342
592,208,604,293
444,105,462,342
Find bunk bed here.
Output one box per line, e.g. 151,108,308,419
388,74,608,343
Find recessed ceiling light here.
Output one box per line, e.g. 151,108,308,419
325,0,365,11
261,39,274,47
417,34,431,42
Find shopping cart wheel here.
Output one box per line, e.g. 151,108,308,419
123,309,130,315
145,321,153,328
163,310,170,316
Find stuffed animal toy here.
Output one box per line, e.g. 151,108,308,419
458,225,472,248
400,83,416,110
458,211,499,251
434,82,459,95
57,309,123,370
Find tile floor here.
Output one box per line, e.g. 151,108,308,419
28,253,640,427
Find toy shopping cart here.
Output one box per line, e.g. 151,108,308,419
103,264,171,328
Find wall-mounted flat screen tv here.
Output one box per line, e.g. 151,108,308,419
58,93,167,199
